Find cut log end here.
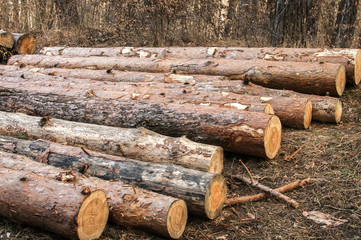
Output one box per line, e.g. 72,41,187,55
265,103,275,115
355,49,361,85
166,200,188,239
77,190,109,240
304,99,313,129
204,174,227,220
209,146,224,174
0,31,14,49
16,34,37,55
336,65,346,96
335,99,343,124
264,115,282,159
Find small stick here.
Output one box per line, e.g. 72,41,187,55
239,159,255,182
230,175,302,208
284,145,304,161
226,177,312,206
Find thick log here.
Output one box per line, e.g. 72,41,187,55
0,30,14,48
0,150,187,239
38,46,360,86
0,80,282,159
181,80,342,124
0,137,225,220
0,164,109,240
8,54,346,96
0,111,223,174
12,33,37,54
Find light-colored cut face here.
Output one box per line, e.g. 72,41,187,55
205,174,227,220
77,190,109,240
336,65,346,96
335,100,343,123
304,99,313,129
167,200,187,239
209,147,224,174
264,115,282,159
355,50,361,85
265,104,275,115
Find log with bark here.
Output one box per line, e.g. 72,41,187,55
12,33,37,54
38,46,360,86
180,80,342,124
0,30,14,48
0,80,282,159
0,163,109,240
0,111,223,173
0,137,226,220
0,150,187,239
8,54,346,96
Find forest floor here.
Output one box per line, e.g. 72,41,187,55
0,44,360,240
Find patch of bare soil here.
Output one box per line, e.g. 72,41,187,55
0,85,360,240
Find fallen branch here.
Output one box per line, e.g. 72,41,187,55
226,177,312,206
285,145,304,161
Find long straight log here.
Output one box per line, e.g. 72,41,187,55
0,111,223,173
0,164,109,240
0,150,187,239
0,136,225,220
38,46,360,86
189,81,342,124
8,54,346,96
0,81,282,159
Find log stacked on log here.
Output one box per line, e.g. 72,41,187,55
0,161,109,240
0,111,223,173
0,150,188,239
8,54,346,96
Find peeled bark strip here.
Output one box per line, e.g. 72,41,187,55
0,82,282,159
0,139,224,220
186,81,342,124
0,30,14,48
0,165,109,240
12,33,37,54
38,46,360,85
0,150,187,239
8,54,346,96
0,111,223,174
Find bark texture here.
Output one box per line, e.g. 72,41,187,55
0,111,223,174
0,150,187,239
0,138,225,220
8,54,346,96
0,79,282,158
0,162,109,240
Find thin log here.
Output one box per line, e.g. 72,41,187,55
0,80,282,159
38,46,360,86
0,111,223,173
0,137,225,220
226,177,312,205
0,150,187,239
8,54,346,96
0,30,14,48
232,175,300,208
0,165,109,240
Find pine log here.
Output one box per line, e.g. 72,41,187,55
8,54,346,96
0,111,223,174
38,46,360,85
0,30,14,48
0,165,109,240
180,80,342,124
12,33,37,54
0,80,282,159
0,150,187,239
0,137,225,220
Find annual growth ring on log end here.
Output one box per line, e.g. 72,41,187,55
264,115,282,159
167,200,188,239
356,50,361,85
205,174,227,219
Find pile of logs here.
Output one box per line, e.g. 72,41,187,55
0,30,36,64
0,45,359,239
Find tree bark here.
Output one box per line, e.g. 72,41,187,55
8,54,346,96
0,111,223,174
0,164,109,240
0,137,225,220
37,46,360,86
0,150,187,239
180,80,342,124
0,30,14,48
0,80,282,159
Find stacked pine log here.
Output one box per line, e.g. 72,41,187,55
0,30,36,64
0,45,359,239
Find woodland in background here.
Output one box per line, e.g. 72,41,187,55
0,1,360,49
